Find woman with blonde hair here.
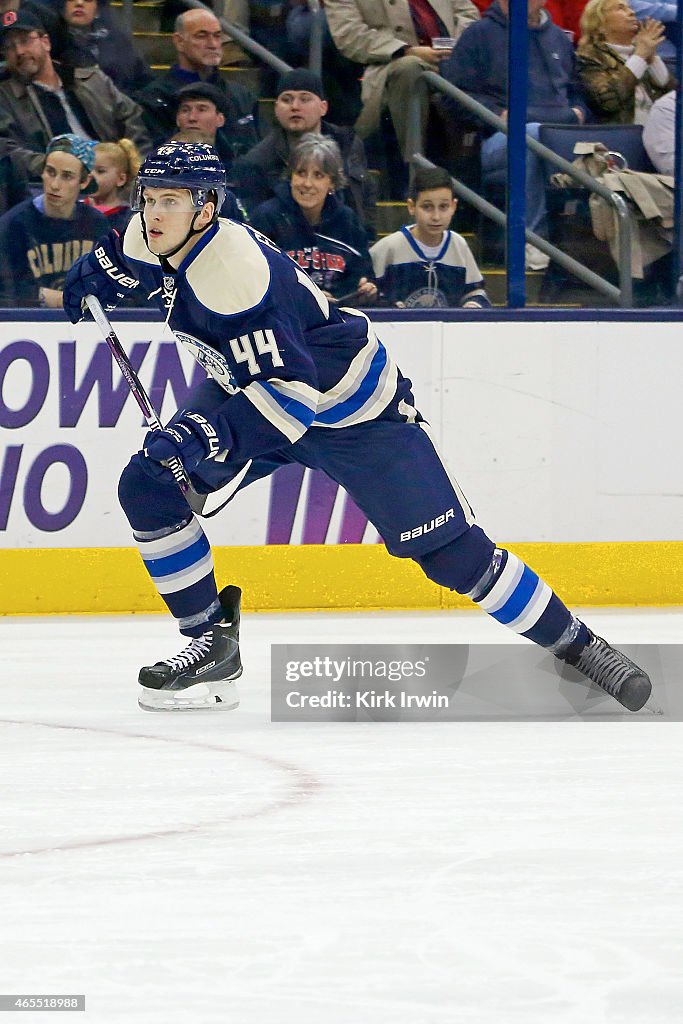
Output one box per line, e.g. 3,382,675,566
88,138,143,234
576,0,674,123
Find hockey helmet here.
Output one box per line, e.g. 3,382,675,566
132,142,227,216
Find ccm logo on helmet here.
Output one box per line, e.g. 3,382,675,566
400,508,455,542
94,247,138,289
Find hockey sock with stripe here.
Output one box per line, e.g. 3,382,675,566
467,548,590,657
133,517,222,637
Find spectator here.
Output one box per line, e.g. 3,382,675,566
0,9,151,181
576,0,673,123
173,81,248,172
544,0,588,40
169,128,212,144
285,0,362,125
136,7,258,156
250,132,377,304
443,0,588,270
470,0,588,42
0,0,58,38
53,0,153,96
324,0,479,161
0,132,108,306
85,137,141,233
0,137,30,216
161,2,246,64
370,164,491,308
630,1,678,72
232,68,375,231
168,128,248,222
643,86,675,173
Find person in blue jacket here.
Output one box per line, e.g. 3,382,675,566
442,0,589,269
250,133,377,305
0,133,108,307
61,141,652,715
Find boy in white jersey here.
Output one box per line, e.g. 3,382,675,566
370,166,490,309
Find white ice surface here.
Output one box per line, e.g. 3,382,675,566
1,608,682,1024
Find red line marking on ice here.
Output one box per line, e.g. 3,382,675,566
0,718,321,859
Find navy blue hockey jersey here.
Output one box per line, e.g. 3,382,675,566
118,214,411,465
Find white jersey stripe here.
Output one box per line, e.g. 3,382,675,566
398,398,418,423
321,354,397,429
267,377,320,411
315,334,378,412
244,382,310,443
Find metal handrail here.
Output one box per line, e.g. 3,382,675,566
120,0,133,36
307,2,325,78
410,70,633,307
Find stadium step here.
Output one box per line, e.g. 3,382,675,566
374,201,410,235
480,267,611,307
481,267,546,306
110,0,164,33
149,64,262,93
258,97,276,127
135,32,180,65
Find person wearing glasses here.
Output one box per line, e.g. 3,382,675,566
0,9,150,181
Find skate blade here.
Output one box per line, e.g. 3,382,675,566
644,693,664,715
138,677,240,713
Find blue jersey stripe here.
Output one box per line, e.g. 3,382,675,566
142,533,211,578
490,564,539,625
260,381,316,427
314,344,388,426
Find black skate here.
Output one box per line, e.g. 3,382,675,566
566,631,652,712
138,586,243,712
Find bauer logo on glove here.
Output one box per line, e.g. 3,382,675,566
63,231,140,324
140,411,226,482
94,245,139,290
184,412,221,458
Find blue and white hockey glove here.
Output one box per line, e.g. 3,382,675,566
63,233,139,324
140,412,223,482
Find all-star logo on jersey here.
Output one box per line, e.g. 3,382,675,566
173,330,238,394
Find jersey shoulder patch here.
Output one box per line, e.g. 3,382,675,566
185,220,271,317
122,213,158,267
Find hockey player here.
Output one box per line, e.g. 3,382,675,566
63,142,653,714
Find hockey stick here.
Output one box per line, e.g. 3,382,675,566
333,288,365,306
84,295,208,516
